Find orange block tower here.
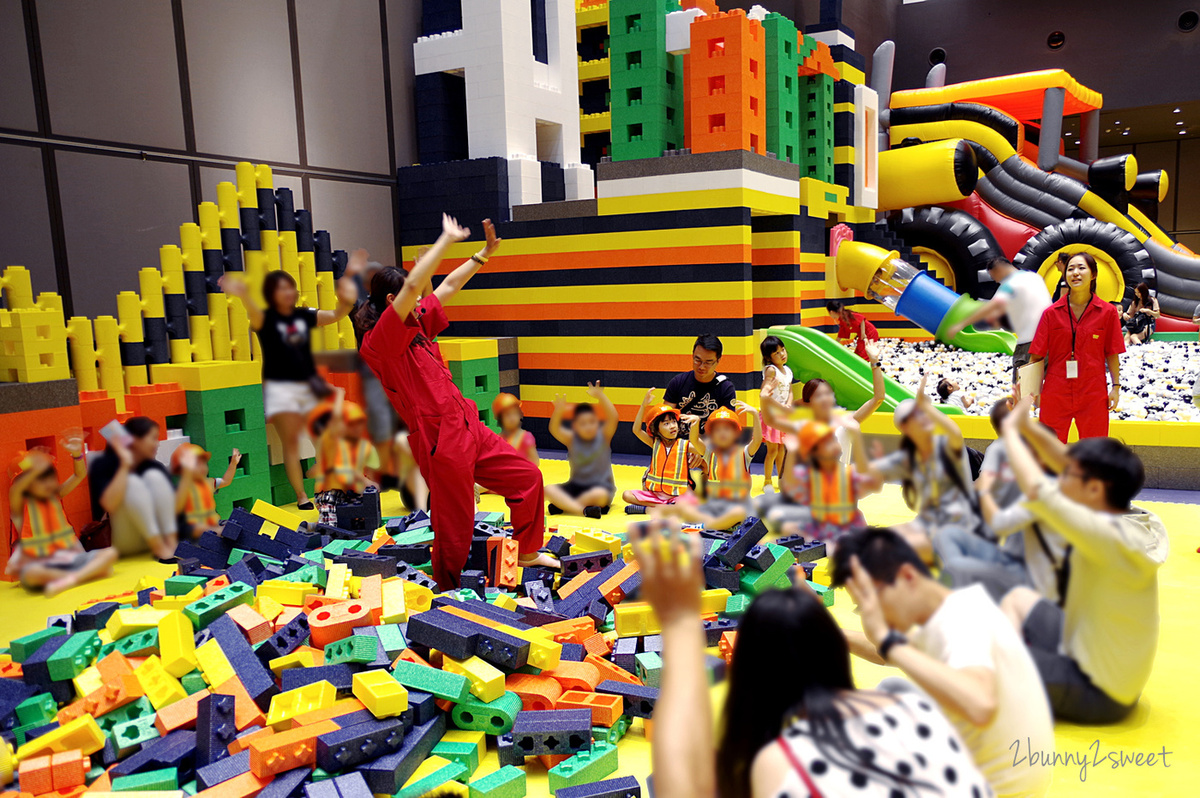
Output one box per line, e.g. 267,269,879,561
686,9,767,156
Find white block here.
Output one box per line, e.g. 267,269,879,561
806,28,855,49
665,9,705,55
854,84,880,210
747,5,769,21
564,164,596,200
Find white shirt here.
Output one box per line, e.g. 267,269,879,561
1026,478,1169,704
944,391,969,410
910,585,1055,798
763,364,794,406
996,270,1052,344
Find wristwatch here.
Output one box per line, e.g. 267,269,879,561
879,629,908,662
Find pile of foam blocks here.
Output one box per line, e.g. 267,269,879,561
0,498,829,798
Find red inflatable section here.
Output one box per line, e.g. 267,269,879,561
945,193,1040,260
1155,314,1200,334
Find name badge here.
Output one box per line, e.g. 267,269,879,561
1066,360,1079,379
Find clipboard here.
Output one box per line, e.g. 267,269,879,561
1018,359,1044,397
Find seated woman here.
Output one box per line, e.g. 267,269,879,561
633,519,989,798
88,417,178,560
1122,282,1160,345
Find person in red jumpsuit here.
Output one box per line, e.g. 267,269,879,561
827,300,880,362
356,214,559,589
1028,252,1124,443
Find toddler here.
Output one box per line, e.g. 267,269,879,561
546,381,618,519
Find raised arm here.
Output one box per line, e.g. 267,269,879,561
632,521,716,798
1002,397,1051,501
853,337,886,423
394,214,471,319
317,248,366,327
59,437,88,496
217,448,242,490
434,219,502,306
633,388,656,447
682,414,707,458
841,417,882,495
738,401,762,457
548,394,573,447
220,274,264,332
587,381,620,443
945,296,1006,339
916,373,964,453
1011,395,1068,474
99,442,134,515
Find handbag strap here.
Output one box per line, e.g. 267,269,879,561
776,737,824,798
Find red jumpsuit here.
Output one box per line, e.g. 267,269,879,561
1030,293,1125,443
837,311,880,361
359,296,545,589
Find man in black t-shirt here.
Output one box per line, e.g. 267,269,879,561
663,334,736,435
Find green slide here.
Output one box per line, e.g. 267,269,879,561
768,325,964,416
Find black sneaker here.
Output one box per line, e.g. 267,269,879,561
298,501,315,511
547,504,564,515
584,506,603,520
624,505,646,515
380,475,400,491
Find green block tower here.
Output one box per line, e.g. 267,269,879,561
763,13,802,165
608,0,684,161
800,71,835,182
170,384,270,516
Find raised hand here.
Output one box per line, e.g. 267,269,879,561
230,447,242,465
219,273,248,299
442,213,470,242
585,381,604,400
481,219,502,257
915,373,931,407
631,519,703,626
346,248,369,276
553,393,568,414
863,336,882,365
844,556,890,648
642,387,658,407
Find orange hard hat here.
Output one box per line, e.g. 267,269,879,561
9,448,55,481
798,422,836,458
706,407,742,433
342,401,367,425
308,400,367,436
170,443,212,473
644,404,680,430
492,393,522,417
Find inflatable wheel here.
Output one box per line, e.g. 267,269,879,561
1011,218,1151,305
887,206,1004,299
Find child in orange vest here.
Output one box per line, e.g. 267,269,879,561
675,403,762,530
772,417,880,542
309,388,376,525
172,443,242,540
6,441,117,596
624,388,700,514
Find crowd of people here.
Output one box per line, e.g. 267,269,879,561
4,217,1180,796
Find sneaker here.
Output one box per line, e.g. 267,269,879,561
380,475,400,491
584,506,602,520
624,505,646,515
548,504,564,515
298,501,315,511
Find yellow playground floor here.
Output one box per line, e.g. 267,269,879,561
3,456,1196,796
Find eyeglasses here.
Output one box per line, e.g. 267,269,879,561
693,356,718,368
1061,465,1087,482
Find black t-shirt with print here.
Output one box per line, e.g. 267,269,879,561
258,307,319,381
663,371,736,432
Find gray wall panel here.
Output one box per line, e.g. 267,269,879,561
56,152,194,318
37,0,186,149
1177,139,1200,232
308,179,396,266
387,0,421,167
0,143,56,297
295,0,391,174
0,0,37,132
182,0,300,163
198,165,303,208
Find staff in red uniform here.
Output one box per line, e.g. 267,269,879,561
827,300,880,362
355,214,559,588
1028,252,1124,442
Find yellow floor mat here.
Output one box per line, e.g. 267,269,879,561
2,456,1195,795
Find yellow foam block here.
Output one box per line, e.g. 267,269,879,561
257,596,285,623
16,715,106,759
326,564,350,600
442,656,504,703
150,360,261,391
441,729,486,763
133,655,187,710
251,500,305,531
402,581,434,615
106,607,170,639
491,594,518,612
266,680,337,729
380,579,408,624
257,580,319,607
73,665,103,699
699,589,732,615
268,650,319,677
437,337,498,362
194,638,236,687
571,529,622,557
353,670,408,718
157,611,198,679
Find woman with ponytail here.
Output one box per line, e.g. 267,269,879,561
1028,252,1125,442
355,214,559,589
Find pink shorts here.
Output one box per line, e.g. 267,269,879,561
627,489,677,505
762,422,785,444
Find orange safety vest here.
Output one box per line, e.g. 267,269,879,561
643,438,690,496
20,496,75,559
706,447,751,501
183,478,220,529
810,465,857,526
317,438,372,493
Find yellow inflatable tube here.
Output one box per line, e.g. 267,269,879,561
876,139,978,212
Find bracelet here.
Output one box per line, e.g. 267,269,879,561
871,360,881,369
71,454,85,461
471,252,488,265
879,629,908,661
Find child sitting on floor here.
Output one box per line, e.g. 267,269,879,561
759,335,793,491
675,403,762,530
309,388,376,525
546,381,618,519
769,417,879,542
6,441,117,596
624,388,699,514
493,393,538,465
172,444,241,540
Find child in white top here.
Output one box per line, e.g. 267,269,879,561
759,336,793,490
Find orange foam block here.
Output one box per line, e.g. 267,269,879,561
248,719,339,777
